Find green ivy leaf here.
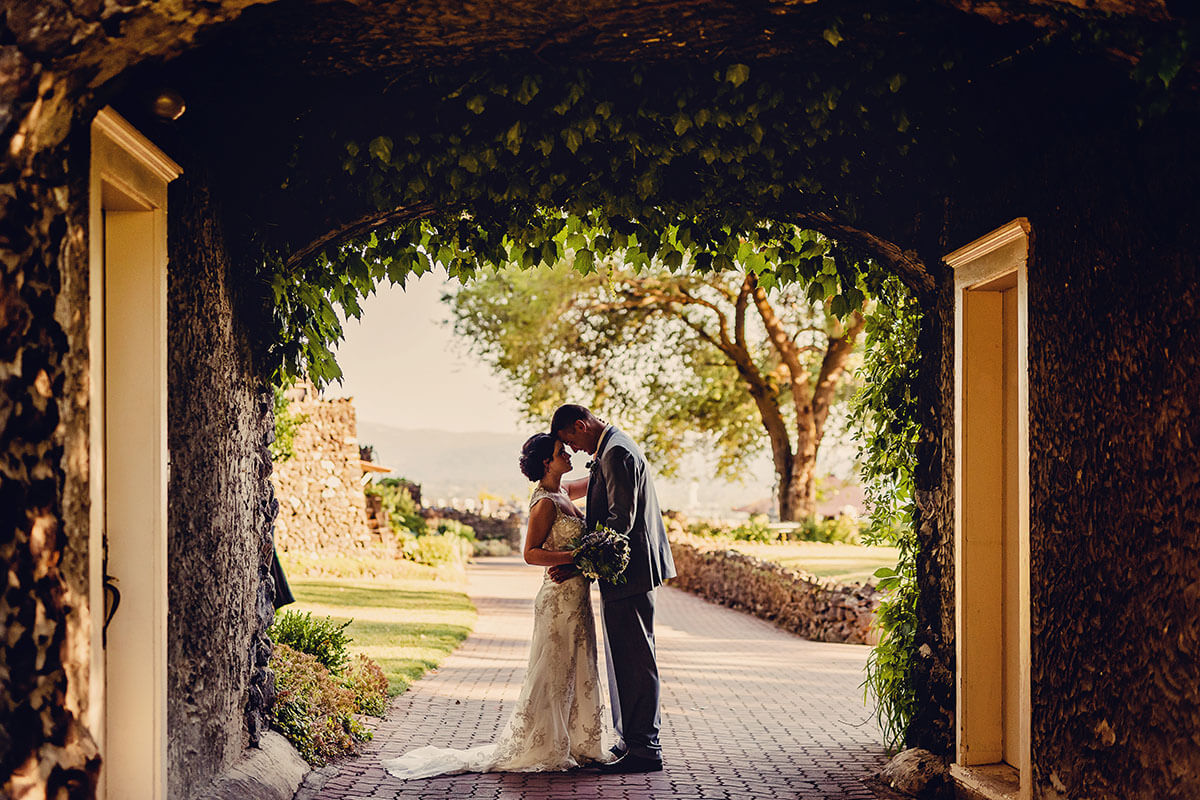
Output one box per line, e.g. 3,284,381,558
368,136,393,163
574,249,594,273
725,64,751,88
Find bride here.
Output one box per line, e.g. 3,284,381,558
382,433,614,779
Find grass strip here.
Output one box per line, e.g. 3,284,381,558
290,577,477,696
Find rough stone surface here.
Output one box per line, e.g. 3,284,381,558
667,533,882,646
936,58,1200,799
270,393,373,554
166,164,275,800
193,731,309,800
0,102,100,799
879,748,947,796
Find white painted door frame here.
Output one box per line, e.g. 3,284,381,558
89,107,180,800
947,218,1032,800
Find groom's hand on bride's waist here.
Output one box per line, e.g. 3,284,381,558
548,564,579,583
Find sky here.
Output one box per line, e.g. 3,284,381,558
328,272,526,433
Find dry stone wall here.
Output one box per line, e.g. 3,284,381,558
270,395,373,555
666,533,882,646
424,507,523,548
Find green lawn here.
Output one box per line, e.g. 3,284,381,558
726,540,900,584
289,577,477,696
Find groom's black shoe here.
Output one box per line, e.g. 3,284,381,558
598,753,663,774
609,745,627,758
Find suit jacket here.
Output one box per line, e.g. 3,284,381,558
585,426,676,602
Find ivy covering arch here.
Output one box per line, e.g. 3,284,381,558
248,54,962,384
199,25,1186,743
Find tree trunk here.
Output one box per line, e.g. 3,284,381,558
777,462,810,522
792,408,819,519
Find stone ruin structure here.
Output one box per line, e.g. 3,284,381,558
270,390,374,556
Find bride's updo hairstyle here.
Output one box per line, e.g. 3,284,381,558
519,433,557,482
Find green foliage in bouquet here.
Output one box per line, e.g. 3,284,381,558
569,524,632,584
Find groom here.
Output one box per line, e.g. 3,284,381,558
548,404,676,774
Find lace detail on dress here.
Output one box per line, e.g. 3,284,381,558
381,488,612,779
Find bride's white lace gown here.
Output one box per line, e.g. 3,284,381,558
382,487,613,779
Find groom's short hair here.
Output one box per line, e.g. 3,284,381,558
550,404,593,434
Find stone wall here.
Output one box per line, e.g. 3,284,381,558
666,534,882,646
270,395,373,555
926,58,1200,797
424,507,524,548
0,106,100,797
166,161,278,800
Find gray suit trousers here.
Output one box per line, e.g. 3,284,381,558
600,590,661,759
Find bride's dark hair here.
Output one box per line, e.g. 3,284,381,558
519,433,558,482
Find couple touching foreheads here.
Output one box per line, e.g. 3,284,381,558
383,404,677,779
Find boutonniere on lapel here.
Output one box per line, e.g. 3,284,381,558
586,458,597,471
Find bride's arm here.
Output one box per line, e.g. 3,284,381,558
523,499,576,568
562,475,589,501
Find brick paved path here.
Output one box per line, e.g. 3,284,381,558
307,556,887,799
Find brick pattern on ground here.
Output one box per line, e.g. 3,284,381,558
308,556,887,800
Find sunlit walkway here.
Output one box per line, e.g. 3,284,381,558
303,556,887,799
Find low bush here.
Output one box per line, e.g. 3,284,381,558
685,513,861,545
365,479,426,535
687,514,782,543
794,514,862,545
342,653,390,716
279,551,454,581
472,538,513,557
410,533,472,567
269,610,352,674
435,518,476,541
269,643,374,765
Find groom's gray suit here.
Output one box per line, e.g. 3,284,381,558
585,425,676,760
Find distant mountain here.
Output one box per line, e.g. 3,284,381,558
355,421,777,514
356,423,531,502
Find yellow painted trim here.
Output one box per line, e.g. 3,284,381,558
93,108,181,183
89,107,178,800
950,219,1032,800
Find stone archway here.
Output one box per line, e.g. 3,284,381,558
2,4,1198,800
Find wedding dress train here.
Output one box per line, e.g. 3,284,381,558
382,487,613,779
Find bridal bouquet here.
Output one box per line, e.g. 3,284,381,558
569,524,631,584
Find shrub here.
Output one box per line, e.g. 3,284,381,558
269,610,352,675
793,514,862,544
410,533,470,567
435,518,476,541
269,643,372,765
278,551,452,581
472,538,513,557
364,480,426,535
684,513,861,544
685,515,782,543
343,653,390,716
